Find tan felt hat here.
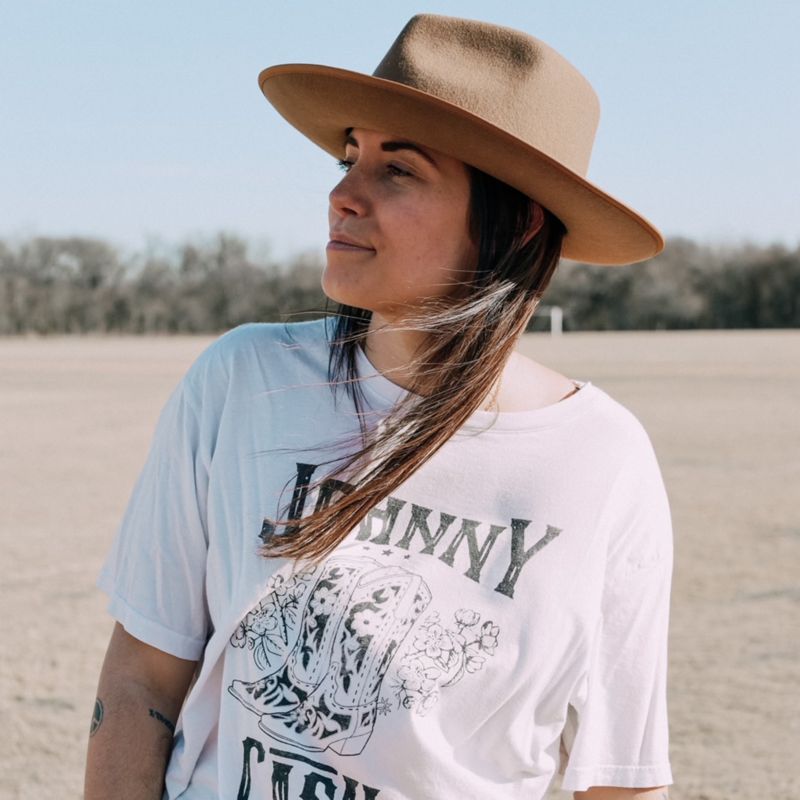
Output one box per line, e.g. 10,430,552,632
258,13,664,266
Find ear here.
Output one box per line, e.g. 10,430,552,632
520,202,545,246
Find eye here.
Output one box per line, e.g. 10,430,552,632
386,163,412,178
336,158,353,172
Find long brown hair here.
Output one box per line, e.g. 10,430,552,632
261,165,566,561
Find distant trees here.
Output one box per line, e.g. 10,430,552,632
0,236,128,334
0,233,329,335
540,237,800,330
0,232,797,334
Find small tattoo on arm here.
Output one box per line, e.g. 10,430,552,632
89,698,104,737
148,708,176,735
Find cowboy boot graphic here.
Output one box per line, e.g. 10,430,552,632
257,564,431,755
229,557,367,718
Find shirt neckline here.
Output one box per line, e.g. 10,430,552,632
354,342,598,433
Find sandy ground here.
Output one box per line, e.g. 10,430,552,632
1,329,797,799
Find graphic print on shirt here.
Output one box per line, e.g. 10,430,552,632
391,607,500,716
260,462,564,600
228,556,501,756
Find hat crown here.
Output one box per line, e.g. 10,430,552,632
372,14,600,176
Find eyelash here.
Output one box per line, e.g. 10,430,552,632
336,159,412,178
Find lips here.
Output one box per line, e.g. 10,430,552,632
328,232,374,250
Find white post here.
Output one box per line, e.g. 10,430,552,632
549,305,563,336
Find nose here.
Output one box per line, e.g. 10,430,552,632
329,167,368,219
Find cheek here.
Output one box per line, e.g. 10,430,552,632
399,205,474,287
397,192,465,247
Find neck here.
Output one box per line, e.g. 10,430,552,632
362,311,503,409
363,312,425,393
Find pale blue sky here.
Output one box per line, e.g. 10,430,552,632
2,1,798,260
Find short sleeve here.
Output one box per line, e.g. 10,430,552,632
559,426,674,792
97,344,222,661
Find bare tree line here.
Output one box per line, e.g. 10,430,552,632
0,232,797,335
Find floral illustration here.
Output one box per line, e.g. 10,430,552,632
390,608,500,715
230,566,317,669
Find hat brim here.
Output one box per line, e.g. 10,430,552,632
259,64,664,265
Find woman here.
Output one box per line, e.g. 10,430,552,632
86,14,674,800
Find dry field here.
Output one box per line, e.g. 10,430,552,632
1,329,797,799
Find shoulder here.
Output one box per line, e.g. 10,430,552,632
173,318,332,412
210,317,330,361
190,318,331,378
587,386,666,503
558,378,668,518
587,391,673,566
590,387,658,457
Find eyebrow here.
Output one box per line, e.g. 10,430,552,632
344,130,438,169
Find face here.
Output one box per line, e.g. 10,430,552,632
325,128,478,322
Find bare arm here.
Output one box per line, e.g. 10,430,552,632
575,788,669,800
84,622,198,800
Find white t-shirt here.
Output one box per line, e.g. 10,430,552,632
99,319,674,799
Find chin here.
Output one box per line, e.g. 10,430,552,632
321,263,428,320
320,257,379,306
321,270,370,311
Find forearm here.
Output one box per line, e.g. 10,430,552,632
574,787,669,799
84,677,181,799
